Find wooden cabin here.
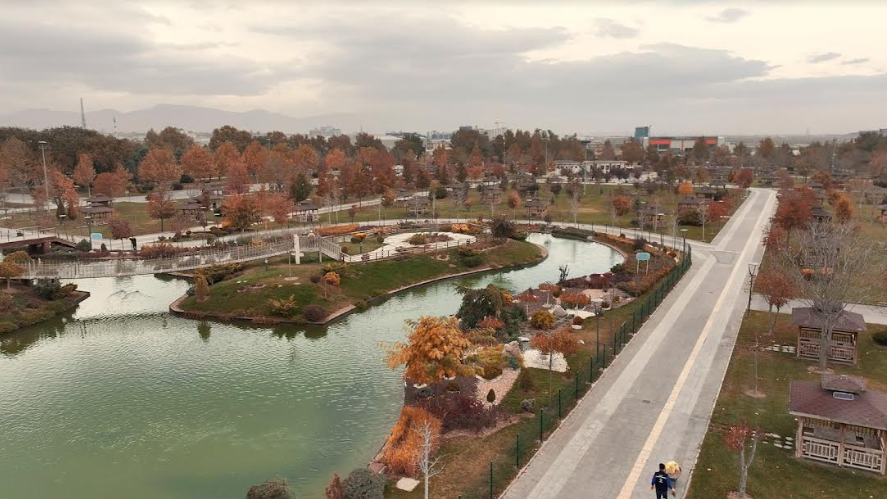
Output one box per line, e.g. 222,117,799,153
811,205,833,223
638,206,669,230
790,375,887,474
479,185,502,204
80,206,113,225
792,307,866,364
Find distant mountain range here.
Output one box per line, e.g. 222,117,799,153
0,104,364,134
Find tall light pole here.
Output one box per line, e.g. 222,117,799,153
747,262,759,314
37,140,50,207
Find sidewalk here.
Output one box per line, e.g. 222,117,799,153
750,294,887,325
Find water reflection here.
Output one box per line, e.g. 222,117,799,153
0,234,621,499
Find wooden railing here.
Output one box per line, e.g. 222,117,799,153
801,436,840,464
843,444,884,472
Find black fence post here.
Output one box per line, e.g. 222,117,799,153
516,434,520,468
589,356,594,383
575,372,580,399
489,462,493,499
557,389,562,419
539,409,544,441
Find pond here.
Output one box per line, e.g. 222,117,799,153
0,234,623,499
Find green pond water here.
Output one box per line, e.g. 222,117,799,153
0,234,622,499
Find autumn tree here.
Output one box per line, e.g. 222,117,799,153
181,145,216,184
386,316,475,385
225,159,252,194
677,180,694,196
241,140,269,180
194,275,209,301
324,474,344,499
0,137,37,190
530,327,580,400
260,149,294,192
49,170,80,219
832,192,855,222
213,141,240,179
599,140,616,160
0,251,28,290
266,193,294,225
108,216,134,248
507,190,521,219
147,191,176,232
756,267,795,335
93,164,131,197
735,167,754,188
724,421,759,499
139,147,181,190
611,194,631,216
223,194,262,231
620,138,644,164
773,188,813,239
73,153,96,197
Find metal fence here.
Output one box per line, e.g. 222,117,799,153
453,246,692,499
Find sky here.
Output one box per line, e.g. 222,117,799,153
1,0,886,136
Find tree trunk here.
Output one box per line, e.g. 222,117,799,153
819,324,830,372
738,446,747,497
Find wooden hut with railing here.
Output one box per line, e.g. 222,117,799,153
790,374,887,475
791,307,866,364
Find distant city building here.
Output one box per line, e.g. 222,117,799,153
309,125,342,137
634,126,651,139
642,136,725,153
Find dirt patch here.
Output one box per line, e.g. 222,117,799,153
743,389,767,399
806,366,835,375
443,414,521,440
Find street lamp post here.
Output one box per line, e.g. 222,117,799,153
747,262,759,314
37,140,50,207
680,228,688,254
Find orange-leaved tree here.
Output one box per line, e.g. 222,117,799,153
724,421,758,499
756,266,795,335
380,406,442,477
531,327,580,399
677,180,694,196
385,316,475,385
611,194,632,216
73,153,96,197
222,194,262,231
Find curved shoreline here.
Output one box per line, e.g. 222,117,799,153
169,242,550,327
1,290,91,336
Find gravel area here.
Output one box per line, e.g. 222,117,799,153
475,368,520,408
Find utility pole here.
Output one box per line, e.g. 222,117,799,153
80,98,87,129
38,140,50,207
747,263,759,314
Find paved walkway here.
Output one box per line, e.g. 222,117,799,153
750,294,887,325
502,187,777,499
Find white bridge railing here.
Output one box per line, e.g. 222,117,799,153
22,235,341,280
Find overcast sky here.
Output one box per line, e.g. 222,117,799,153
1,0,886,135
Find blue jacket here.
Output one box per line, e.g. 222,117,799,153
652,471,672,492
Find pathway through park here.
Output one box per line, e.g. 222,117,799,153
503,187,777,499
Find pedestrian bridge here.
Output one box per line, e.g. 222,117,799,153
19,234,342,280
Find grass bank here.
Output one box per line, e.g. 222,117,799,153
177,238,544,324
686,311,887,499
0,282,88,335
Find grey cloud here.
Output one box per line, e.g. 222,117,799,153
808,52,841,63
593,18,639,39
0,18,289,96
706,8,749,23
842,58,870,65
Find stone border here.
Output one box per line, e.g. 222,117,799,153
169,241,549,327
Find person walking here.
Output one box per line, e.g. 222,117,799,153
651,463,676,498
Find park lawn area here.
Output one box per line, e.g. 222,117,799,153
327,184,745,243
686,311,887,499
340,238,385,255
1,201,211,238
180,238,544,323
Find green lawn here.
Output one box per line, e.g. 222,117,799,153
2,201,212,238
180,238,544,322
686,311,887,498
0,282,85,335
327,185,744,243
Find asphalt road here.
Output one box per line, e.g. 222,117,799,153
503,188,777,499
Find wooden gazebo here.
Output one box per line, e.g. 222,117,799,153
292,201,319,222
790,375,887,474
677,196,707,215
407,196,431,217
524,198,548,219
792,307,866,364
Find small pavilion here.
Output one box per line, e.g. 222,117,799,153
791,307,866,364
524,198,548,219
790,374,887,474
292,200,319,223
